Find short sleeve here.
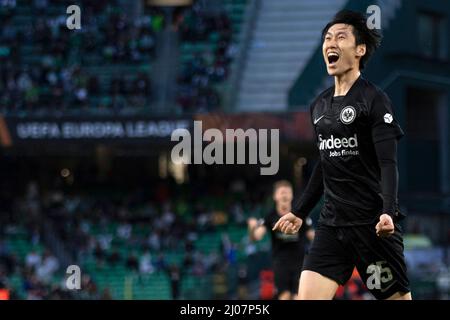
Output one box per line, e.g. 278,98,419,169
370,91,404,143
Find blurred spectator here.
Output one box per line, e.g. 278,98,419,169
36,250,59,283
93,242,105,265
25,250,41,270
155,253,167,273
117,222,132,240
167,265,181,300
126,252,139,272
139,250,155,275
108,247,121,266
161,203,176,229
147,230,161,252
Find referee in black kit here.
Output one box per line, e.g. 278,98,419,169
273,10,411,300
247,180,314,300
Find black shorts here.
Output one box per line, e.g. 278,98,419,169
273,259,303,295
302,223,410,300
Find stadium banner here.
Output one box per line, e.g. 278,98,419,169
0,116,192,146
0,112,313,147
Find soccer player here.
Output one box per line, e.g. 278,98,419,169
272,10,411,300
247,180,314,300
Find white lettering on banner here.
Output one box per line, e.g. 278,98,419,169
17,122,61,139
126,120,189,137
15,120,190,139
62,122,124,138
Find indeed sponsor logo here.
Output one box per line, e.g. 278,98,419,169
318,134,359,157
318,134,358,150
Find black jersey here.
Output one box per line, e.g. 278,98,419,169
310,76,404,227
263,210,312,262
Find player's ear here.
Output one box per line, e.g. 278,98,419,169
356,44,366,57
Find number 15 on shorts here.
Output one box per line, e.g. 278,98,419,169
366,261,394,290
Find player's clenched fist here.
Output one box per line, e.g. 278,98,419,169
272,213,303,234
376,213,395,237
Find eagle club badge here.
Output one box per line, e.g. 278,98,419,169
340,106,356,124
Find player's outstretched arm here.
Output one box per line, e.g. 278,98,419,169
247,218,267,241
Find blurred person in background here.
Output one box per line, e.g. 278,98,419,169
247,180,314,300
167,264,181,300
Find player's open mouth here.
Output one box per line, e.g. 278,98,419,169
327,52,339,65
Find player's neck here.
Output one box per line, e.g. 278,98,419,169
334,69,361,96
276,203,291,215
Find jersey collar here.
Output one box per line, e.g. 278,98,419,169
324,75,365,110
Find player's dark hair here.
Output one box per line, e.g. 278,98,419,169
322,10,382,70
273,180,292,194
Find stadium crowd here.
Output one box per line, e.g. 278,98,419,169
0,177,267,299
0,0,237,115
